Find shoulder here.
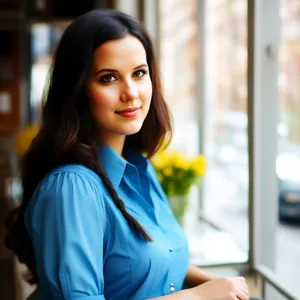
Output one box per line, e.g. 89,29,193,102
48,164,103,188
31,164,108,213
25,164,110,249
27,164,109,228
37,163,108,196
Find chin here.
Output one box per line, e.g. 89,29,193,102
119,123,144,136
122,127,142,136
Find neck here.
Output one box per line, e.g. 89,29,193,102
100,134,126,157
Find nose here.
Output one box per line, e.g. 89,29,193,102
120,82,138,102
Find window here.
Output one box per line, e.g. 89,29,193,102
275,0,300,295
30,22,70,122
159,0,248,265
202,0,249,263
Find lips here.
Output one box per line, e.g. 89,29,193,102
116,107,140,113
116,107,141,118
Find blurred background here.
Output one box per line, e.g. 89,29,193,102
0,0,299,299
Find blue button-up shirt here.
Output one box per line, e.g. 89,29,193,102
25,144,189,299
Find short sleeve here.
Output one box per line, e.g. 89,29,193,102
25,171,107,299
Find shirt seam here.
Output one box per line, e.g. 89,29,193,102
50,167,111,224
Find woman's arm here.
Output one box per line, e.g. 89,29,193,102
148,289,194,300
146,264,214,300
26,171,107,298
148,276,249,300
147,265,218,299
183,265,217,288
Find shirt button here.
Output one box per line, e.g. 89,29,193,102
169,247,173,252
170,286,175,293
170,282,174,286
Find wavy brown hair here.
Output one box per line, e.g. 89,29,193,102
4,9,172,285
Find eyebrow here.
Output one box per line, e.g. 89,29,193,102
94,64,148,76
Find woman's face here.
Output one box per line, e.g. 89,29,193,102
86,35,152,145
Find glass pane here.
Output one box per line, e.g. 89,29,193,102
276,0,300,296
202,0,249,263
160,0,199,150
159,0,205,258
159,0,249,266
30,22,70,123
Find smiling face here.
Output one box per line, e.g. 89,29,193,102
85,35,153,151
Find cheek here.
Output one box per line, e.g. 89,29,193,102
142,79,153,105
87,84,118,110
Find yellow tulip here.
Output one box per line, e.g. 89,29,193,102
152,149,206,180
192,155,207,176
15,124,40,156
163,167,173,176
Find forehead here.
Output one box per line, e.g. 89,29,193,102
92,35,147,69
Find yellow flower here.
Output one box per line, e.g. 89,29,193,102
152,149,207,196
152,151,170,169
15,124,40,156
191,155,207,176
169,152,188,169
163,167,173,176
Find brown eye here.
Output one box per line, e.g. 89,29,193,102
133,70,147,78
100,74,117,83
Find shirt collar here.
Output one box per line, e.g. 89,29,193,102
123,147,149,172
98,143,149,190
98,143,127,190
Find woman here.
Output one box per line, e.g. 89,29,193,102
5,10,250,300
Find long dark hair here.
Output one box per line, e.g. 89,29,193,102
4,9,172,285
